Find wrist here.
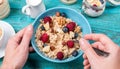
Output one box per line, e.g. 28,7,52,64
0,62,20,69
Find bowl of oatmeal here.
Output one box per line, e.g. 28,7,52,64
31,7,91,63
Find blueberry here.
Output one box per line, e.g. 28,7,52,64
61,12,66,17
62,26,69,33
72,50,78,57
40,25,45,30
43,44,47,47
100,0,104,4
74,40,79,43
74,33,79,39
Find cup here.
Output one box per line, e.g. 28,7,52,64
60,0,77,4
22,0,46,19
0,26,4,48
0,0,10,19
0,21,15,58
82,0,106,17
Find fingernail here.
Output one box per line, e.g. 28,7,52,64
27,24,33,31
79,38,85,46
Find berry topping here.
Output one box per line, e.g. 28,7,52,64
40,33,49,43
67,40,74,48
56,12,61,17
93,4,97,7
100,0,104,4
74,33,79,39
72,50,78,57
61,12,66,17
43,16,52,23
40,25,45,30
57,52,64,60
62,26,69,33
66,22,76,31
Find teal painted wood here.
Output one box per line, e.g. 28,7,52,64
0,0,120,69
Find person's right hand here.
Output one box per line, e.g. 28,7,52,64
79,34,120,69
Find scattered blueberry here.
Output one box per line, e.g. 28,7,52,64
62,26,69,33
40,25,45,30
100,0,104,4
74,33,79,39
61,12,66,17
72,50,78,57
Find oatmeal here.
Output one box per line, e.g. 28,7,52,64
35,12,82,60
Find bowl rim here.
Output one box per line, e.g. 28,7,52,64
31,7,92,63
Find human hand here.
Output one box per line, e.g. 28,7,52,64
0,25,33,69
79,34,120,69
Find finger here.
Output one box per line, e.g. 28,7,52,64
29,46,34,52
79,38,99,64
84,34,114,46
83,54,87,59
92,42,106,52
12,28,26,45
19,25,33,50
83,59,89,66
6,28,26,50
84,64,90,69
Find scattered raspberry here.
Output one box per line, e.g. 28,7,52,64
57,52,64,60
40,33,49,43
67,40,74,48
66,22,76,31
43,16,52,23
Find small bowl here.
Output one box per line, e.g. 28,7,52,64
31,7,92,63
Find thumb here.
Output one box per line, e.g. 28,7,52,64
79,38,99,63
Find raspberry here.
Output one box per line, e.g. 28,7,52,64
40,33,49,43
66,22,76,31
67,40,74,48
93,4,97,7
56,52,64,60
43,16,52,23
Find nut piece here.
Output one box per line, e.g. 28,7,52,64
42,46,50,53
56,17,66,26
56,12,61,17
44,23,50,30
74,26,81,33
50,46,55,51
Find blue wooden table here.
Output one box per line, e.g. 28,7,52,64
0,0,120,69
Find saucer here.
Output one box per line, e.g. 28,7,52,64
0,21,15,58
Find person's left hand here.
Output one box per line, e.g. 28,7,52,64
1,25,33,69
